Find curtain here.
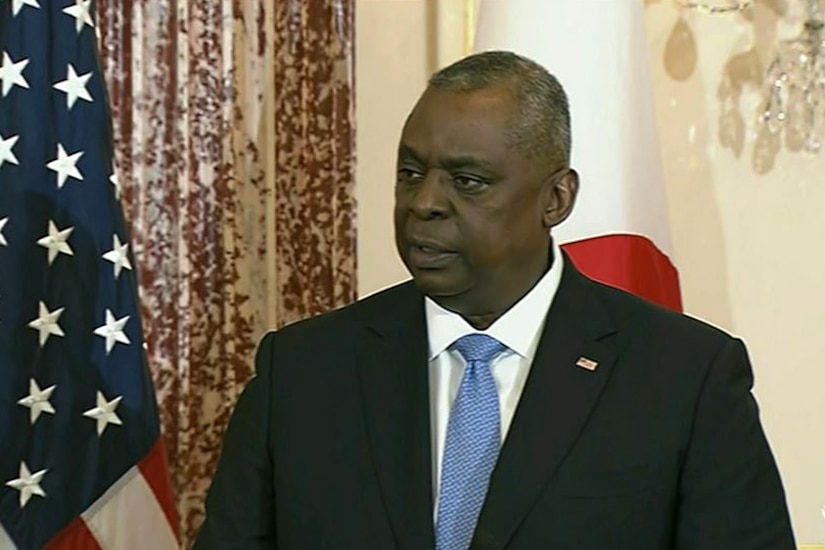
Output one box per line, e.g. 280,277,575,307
96,1,356,545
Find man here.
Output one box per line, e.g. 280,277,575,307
195,51,795,549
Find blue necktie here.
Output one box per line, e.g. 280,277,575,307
436,334,507,550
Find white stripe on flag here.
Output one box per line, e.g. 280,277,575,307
0,522,17,550
81,466,178,550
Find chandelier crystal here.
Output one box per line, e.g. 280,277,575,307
758,0,825,161
675,0,754,13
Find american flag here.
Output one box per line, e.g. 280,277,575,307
0,1,177,548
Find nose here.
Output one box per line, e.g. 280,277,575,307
408,170,449,220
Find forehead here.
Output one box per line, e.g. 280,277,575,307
399,87,519,161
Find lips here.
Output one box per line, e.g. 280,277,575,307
406,238,457,268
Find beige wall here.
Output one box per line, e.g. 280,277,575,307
356,0,824,543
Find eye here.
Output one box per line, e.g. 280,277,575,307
397,167,424,185
452,174,487,192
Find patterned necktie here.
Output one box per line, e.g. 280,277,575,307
436,334,507,550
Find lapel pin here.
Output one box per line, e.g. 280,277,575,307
575,356,599,371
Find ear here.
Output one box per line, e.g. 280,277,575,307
542,168,579,228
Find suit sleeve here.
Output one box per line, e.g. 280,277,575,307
674,337,795,549
193,332,278,550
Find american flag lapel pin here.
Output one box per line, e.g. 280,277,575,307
575,356,599,371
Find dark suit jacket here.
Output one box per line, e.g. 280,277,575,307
194,259,795,549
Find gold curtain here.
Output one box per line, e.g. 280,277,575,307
96,1,356,545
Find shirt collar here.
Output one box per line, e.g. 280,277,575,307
425,240,565,360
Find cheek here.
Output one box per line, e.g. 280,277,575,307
464,212,545,262
393,203,406,228
459,219,510,264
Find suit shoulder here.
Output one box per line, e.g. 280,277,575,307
589,278,736,351
253,280,419,381
263,279,418,344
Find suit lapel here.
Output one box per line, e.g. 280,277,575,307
475,258,619,549
356,284,435,550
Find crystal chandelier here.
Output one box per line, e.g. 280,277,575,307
675,0,754,13
758,0,825,163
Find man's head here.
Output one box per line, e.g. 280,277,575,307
428,50,572,167
394,51,579,327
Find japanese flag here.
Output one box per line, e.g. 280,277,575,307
475,0,682,311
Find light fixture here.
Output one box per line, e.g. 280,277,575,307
756,0,825,171
675,0,754,13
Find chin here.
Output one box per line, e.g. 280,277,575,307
409,270,466,299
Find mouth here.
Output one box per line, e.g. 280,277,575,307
406,239,457,268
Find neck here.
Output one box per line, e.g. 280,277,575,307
462,312,502,331
434,246,554,330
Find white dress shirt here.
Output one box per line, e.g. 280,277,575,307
426,241,564,515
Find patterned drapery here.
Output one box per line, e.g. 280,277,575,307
96,1,356,545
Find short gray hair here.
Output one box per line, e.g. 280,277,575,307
428,50,571,167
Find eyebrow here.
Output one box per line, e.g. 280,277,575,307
397,144,424,164
397,144,497,173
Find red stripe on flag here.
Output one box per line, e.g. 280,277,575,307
43,517,101,550
137,438,179,542
562,234,682,312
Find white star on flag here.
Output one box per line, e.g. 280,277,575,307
0,132,20,169
28,301,65,347
11,0,40,16
103,234,132,279
5,462,47,508
83,391,123,436
17,379,56,424
109,172,121,199
0,51,29,97
37,220,75,265
0,217,8,247
63,0,95,34
94,309,130,354
53,63,93,109
47,143,84,189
